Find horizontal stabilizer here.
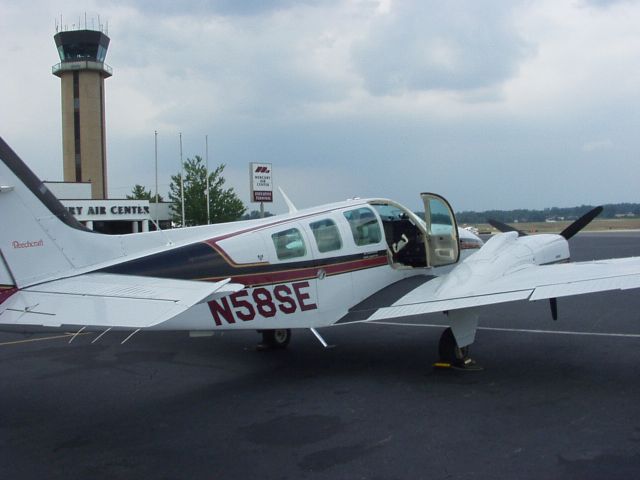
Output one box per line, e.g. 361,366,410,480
0,273,242,329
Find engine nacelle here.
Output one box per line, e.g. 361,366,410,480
437,232,570,296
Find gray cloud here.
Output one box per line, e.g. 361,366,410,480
351,0,531,96
103,0,328,17
107,6,352,125
3,0,640,213
581,0,634,8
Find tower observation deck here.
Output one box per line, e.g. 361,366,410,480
53,26,112,199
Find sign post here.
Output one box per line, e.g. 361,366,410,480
250,163,273,217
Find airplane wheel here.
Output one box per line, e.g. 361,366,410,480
438,327,468,363
259,329,291,350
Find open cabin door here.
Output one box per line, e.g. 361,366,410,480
421,193,460,267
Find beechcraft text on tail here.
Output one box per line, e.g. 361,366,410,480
2,136,640,369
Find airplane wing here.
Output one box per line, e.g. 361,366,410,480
0,273,242,329
346,257,640,322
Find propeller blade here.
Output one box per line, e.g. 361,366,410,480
550,298,558,321
560,206,604,240
487,219,527,236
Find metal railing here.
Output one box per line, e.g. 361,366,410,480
52,61,113,76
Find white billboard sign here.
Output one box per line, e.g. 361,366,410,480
250,162,273,203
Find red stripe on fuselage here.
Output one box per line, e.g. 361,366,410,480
202,254,389,287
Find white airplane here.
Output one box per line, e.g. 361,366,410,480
2,136,640,369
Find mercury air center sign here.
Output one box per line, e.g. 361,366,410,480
250,163,273,203
61,200,151,221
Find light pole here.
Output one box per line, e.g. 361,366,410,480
179,132,185,226
205,135,210,225
154,130,159,228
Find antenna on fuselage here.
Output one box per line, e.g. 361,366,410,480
279,187,298,214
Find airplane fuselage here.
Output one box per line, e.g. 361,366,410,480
98,197,482,332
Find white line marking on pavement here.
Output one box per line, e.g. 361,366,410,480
369,321,640,338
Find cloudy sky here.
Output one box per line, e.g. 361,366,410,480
1,0,639,213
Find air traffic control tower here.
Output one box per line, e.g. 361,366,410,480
53,27,111,199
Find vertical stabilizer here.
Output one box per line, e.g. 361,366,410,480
0,137,121,287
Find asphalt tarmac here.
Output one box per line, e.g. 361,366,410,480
1,232,640,479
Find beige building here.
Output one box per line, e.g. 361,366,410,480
53,28,111,199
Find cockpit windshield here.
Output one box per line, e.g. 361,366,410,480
371,203,409,222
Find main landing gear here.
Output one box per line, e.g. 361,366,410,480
436,327,482,371
256,329,291,351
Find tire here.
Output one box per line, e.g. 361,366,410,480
261,329,291,349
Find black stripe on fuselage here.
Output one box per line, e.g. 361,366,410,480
100,243,227,279
98,242,388,284
337,275,436,324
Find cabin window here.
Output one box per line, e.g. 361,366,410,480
310,219,342,253
343,207,382,246
271,228,307,260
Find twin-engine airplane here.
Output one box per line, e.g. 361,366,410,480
2,136,640,369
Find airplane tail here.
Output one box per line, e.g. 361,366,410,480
0,137,125,287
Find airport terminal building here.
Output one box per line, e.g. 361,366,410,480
44,181,172,234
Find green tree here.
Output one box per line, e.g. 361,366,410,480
169,155,245,226
241,210,274,220
127,184,163,202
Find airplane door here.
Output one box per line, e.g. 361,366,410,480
421,193,460,267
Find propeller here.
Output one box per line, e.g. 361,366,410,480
559,206,604,240
488,206,604,321
487,206,603,238
487,219,527,236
